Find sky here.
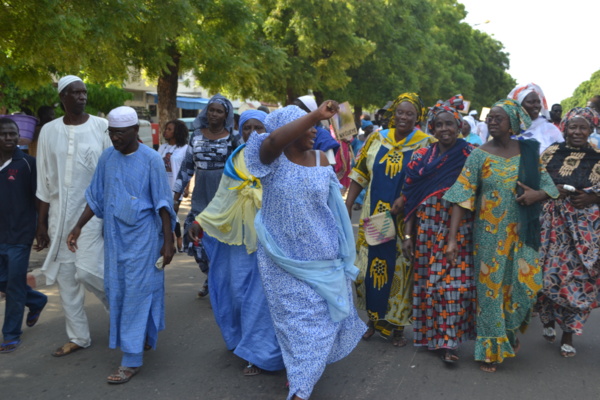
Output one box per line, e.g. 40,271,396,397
459,0,598,104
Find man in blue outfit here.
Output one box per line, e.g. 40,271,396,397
66,106,176,384
0,117,48,353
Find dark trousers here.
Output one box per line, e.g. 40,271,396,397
0,243,47,342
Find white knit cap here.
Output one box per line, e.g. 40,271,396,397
57,75,83,93
297,95,318,112
107,106,138,128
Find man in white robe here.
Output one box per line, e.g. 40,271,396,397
35,75,111,357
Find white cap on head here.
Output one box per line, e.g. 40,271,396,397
297,95,318,112
57,75,83,93
469,110,478,116
107,106,138,128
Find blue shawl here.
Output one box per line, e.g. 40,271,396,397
255,179,358,322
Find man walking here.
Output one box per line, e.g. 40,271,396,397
0,117,48,353
35,75,111,357
67,106,176,383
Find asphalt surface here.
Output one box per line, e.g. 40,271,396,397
2,200,600,399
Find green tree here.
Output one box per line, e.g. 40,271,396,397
255,0,375,104
561,70,600,111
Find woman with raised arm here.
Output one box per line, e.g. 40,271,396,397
245,103,365,400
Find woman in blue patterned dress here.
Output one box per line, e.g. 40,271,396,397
245,103,366,400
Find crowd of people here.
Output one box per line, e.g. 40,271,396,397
2,74,600,398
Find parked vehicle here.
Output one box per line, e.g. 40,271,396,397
138,119,153,148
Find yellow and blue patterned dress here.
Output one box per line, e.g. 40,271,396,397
350,128,434,334
443,148,558,363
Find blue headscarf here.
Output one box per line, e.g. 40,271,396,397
192,93,235,133
239,110,268,133
264,105,306,133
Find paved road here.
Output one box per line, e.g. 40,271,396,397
2,202,600,399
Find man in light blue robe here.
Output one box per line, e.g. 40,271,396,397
67,106,176,384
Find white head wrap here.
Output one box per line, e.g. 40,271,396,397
107,106,138,128
297,95,318,112
57,75,83,94
507,82,550,120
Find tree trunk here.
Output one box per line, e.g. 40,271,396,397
285,85,296,105
353,104,363,129
313,91,324,107
157,46,181,138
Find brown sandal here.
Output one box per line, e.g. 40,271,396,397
52,342,83,357
362,320,375,340
392,329,407,347
480,362,497,373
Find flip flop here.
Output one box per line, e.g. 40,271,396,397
26,304,46,327
107,366,140,384
52,342,84,357
0,339,22,354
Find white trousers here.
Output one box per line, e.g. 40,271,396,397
56,262,108,347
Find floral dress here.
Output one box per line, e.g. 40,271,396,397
534,143,600,335
443,148,558,363
245,133,365,400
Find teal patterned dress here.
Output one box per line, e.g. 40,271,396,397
443,148,558,364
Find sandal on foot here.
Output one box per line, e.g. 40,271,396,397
362,321,375,340
512,338,521,354
26,304,46,328
107,366,140,384
441,349,459,364
0,339,22,354
543,327,556,343
197,281,209,298
52,342,83,357
243,363,262,376
392,330,407,347
480,362,497,373
560,343,576,358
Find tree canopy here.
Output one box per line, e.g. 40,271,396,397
1,0,517,125
561,70,600,111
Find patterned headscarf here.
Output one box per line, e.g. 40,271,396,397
192,93,235,133
507,83,550,119
492,99,532,135
385,92,426,128
426,103,464,133
559,107,600,134
239,110,268,132
264,105,306,133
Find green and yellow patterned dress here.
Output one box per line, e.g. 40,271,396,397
443,148,558,363
350,128,434,335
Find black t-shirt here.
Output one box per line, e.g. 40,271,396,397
0,148,37,244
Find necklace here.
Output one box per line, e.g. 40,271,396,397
207,126,225,135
